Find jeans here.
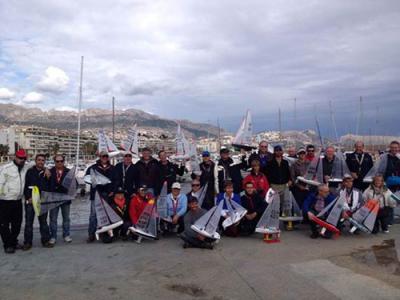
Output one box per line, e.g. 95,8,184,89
24,203,50,245
88,200,97,236
0,200,22,249
49,202,71,240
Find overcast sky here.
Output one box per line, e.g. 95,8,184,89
0,1,399,136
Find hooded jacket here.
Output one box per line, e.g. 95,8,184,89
0,161,33,200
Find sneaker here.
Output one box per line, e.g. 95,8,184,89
64,236,72,243
15,243,23,250
383,229,389,233
49,238,56,245
135,236,143,244
86,235,96,243
182,242,189,249
22,244,32,251
4,247,15,254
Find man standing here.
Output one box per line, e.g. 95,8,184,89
23,154,52,250
248,141,273,176
346,141,373,191
48,155,72,245
384,141,400,180
196,151,217,210
113,151,137,200
135,147,160,196
215,148,244,195
287,146,297,159
0,149,32,254
158,150,185,193
266,145,292,194
322,146,336,184
85,151,114,242
305,144,316,162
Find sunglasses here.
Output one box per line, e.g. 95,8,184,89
101,155,109,158
124,154,132,158
192,184,200,187
307,150,315,152
55,160,64,163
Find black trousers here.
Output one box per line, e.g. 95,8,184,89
181,232,214,248
24,203,50,245
0,200,23,249
373,207,391,233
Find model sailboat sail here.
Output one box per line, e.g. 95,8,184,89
297,153,323,186
195,183,209,208
232,110,255,151
32,168,77,217
280,190,303,221
84,168,112,186
121,124,139,157
94,192,123,239
329,151,351,182
256,189,280,234
156,181,171,222
172,123,190,160
129,199,158,239
191,200,223,240
98,129,120,157
222,198,247,229
349,199,380,233
188,142,201,175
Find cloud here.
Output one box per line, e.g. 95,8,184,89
0,1,399,134
22,92,44,103
37,66,69,93
0,88,15,100
53,106,78,112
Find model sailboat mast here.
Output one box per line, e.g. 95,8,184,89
75,56,84,168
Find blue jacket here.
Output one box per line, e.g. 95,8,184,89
303,192,336,213
216,193,241,210
166,193,188,217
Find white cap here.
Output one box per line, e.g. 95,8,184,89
172,182,181,189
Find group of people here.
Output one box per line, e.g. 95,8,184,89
0,139,399,254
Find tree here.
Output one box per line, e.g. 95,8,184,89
0,144,9,156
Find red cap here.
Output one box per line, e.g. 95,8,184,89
15,149,27,158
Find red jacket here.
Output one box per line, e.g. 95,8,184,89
129,194,151,225
243,172,269,198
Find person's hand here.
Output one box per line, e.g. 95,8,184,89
351,172,358,179
287,180,293,187
26,198,32,204
342,211,350,219
172,215,179,224
108,192,114,197
307,211,315,219
197,234,205,241
44,168,51,178
324,175,331,183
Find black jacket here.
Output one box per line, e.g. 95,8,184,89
112,162,137,197
86,161,114,200
266,157,291,185
217,158,244,194
240,193,267,216
322,156,335,180
24,166,47,199
385,154,400,180
48,167,70,194
159,161,185,193
134,158,161,195
346,152,373,186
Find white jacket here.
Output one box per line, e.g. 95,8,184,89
363,185,396,209
0,161,33,201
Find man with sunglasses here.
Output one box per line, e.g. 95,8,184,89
47,154,73,245
305,145,316,162
0,149,33,253
23,154,52,250
113,151,137,199
158,150,185,193
248,141,273,177
85,151,115,242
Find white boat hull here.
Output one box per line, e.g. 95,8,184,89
95,221,123,239
128,226,157,240
222,210,247,229
190,225,220,240
255,227,280,234
297,177,321,186
279,216,303,222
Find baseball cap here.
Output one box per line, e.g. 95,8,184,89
16,149,27,158
172,182,181,189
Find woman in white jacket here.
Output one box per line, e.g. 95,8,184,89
363,175,396,234
0,150,33,254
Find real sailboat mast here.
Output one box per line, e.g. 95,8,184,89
75,56,84,168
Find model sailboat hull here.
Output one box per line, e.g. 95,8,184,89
128,226,157,240
279,216,303,222
255,227,280,234
232,144,256,151
309,214,340,236
190,225,221,240
297,176,321,186
221,210,247,229
348,217,371,234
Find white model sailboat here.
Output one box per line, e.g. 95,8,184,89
221,197,247,229
256,189,281,234
232,110,255,151
348,199,380,233
191,200,223,240
297,152,324,186
171,123,190,161
363,153,400,182
329,150,351,183
121,124,139,159
156,181,171,222
84,168,112,186
280,189,303,222
94,192,123,239
129,200,158,240
98,129,121,158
